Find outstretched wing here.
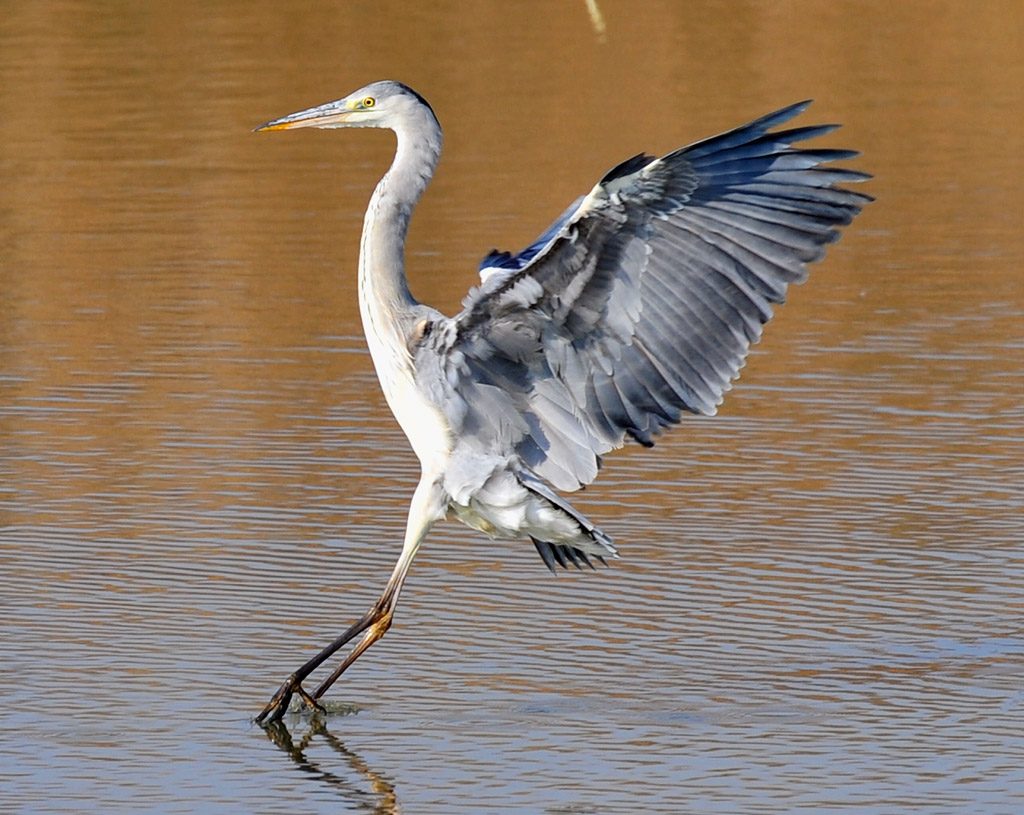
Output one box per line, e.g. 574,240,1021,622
429,100,871,493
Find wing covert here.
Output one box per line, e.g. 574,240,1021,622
434,100,871,493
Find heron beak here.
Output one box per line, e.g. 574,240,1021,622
254,100,354,132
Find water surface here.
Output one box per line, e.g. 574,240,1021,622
2,1,1023,813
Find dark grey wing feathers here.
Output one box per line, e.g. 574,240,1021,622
439,100,870,496
678,101,813,159
600,152,657,183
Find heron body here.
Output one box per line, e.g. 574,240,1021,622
253,81,871,723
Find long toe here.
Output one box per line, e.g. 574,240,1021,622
256,677,299,725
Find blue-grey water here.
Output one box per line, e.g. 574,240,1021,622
2,1,1023,813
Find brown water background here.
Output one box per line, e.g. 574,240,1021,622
2,1,1022,813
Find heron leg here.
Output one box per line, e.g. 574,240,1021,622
255,606,380,724
255,476,444,725
311,585,398,701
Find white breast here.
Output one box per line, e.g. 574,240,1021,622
360,298,452,474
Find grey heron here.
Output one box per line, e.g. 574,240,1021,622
253,81,871,723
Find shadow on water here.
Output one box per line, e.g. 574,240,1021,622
262,716,401,815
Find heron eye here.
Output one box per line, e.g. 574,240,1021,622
362,96,375,108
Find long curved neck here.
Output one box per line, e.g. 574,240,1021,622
358,116,442,329
358,108,442,425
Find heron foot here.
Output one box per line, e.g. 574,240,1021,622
255,673,325,725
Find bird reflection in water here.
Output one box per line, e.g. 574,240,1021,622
262,715,400,815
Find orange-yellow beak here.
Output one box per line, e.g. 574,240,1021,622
254,100,354,132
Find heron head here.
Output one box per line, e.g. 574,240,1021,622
254,81,433,133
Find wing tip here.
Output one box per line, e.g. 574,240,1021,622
753,99,814,130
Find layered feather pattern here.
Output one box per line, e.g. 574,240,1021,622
413,100,871,568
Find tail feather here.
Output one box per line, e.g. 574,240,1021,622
519,472,617,573
531,537,608,574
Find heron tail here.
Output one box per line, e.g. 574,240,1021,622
520,473,618,573
531,537,610,573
